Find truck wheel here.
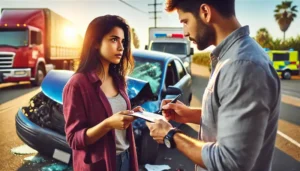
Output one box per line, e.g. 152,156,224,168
69,60,74,71
282,70,291,80
31,65,45,86
138,129,159,165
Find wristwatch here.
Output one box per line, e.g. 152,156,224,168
163,128,183,149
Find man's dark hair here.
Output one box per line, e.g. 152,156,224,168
165,0,235,18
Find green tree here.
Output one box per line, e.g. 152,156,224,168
274,1,298,42
131,28,140,49
255,28,273,48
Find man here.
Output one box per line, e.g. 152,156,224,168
146,0,281,171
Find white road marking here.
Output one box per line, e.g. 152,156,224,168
277,130,300,148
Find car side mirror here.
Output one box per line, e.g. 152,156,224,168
164,86,182,96
190,47,194,55
145,45,148,50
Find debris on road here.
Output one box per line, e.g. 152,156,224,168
11,144,37,155
145,164,171,171
41,163,72,171
24,155,46,163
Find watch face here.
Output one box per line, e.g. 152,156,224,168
164,138,171,148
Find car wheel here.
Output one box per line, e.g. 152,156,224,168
282,70,291,80
138,129,159,165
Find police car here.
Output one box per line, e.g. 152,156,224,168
265,49,300,79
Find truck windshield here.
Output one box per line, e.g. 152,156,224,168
0,29,28,47
130,56,163,95
151,42,187,55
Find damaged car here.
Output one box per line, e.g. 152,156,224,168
15,50,192,165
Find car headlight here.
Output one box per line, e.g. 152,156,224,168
183,61,190,68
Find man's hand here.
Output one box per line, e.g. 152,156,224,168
146,119,173,144
161,99,191,123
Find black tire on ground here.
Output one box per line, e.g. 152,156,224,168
31,65,46,86
138,129,159,165
282,70,292,80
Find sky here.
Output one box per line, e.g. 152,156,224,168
0,0,299,50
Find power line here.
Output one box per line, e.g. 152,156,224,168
148,0,162,27
119,0,147,14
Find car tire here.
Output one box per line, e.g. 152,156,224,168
138,129,159,165
282,70,291,80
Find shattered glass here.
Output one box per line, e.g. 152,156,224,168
130,59,163,94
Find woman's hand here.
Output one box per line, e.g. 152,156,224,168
106,110,135,130
132,106,144,113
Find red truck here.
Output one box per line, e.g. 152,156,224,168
0,8,82,86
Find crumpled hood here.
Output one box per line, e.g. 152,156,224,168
41,70,156,105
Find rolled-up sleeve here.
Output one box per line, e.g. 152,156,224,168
63,83,88,150
202,60,275,171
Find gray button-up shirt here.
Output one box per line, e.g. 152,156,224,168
197,26,281,171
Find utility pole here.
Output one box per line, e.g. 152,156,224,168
148,0,162,27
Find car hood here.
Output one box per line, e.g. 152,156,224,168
41,70,156,105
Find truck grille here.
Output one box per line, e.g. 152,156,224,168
0,52,15,68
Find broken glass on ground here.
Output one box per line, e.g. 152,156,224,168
11,144,37,155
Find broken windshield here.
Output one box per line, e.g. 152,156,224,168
130,56,163,95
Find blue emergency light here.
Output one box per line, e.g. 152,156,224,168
154,33,167,38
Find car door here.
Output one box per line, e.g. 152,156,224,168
164,59,192,105
173,59,192,105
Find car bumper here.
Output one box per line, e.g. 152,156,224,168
15,108,72,162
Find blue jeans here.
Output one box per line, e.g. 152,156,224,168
116,149,130,171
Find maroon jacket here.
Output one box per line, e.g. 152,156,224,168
63,71,139,171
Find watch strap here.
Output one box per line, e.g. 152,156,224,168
165,128,183,148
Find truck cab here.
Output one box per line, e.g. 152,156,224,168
146,28,194,73
0,9,46,85
0,8,82,86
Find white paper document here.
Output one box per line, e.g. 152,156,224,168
130,111,166,122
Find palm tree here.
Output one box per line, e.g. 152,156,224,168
274,1,298,42
255,28,272,48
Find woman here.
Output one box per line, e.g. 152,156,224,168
63,15,141,171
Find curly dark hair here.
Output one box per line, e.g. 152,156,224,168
165,0,235,18
76,15,134,85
